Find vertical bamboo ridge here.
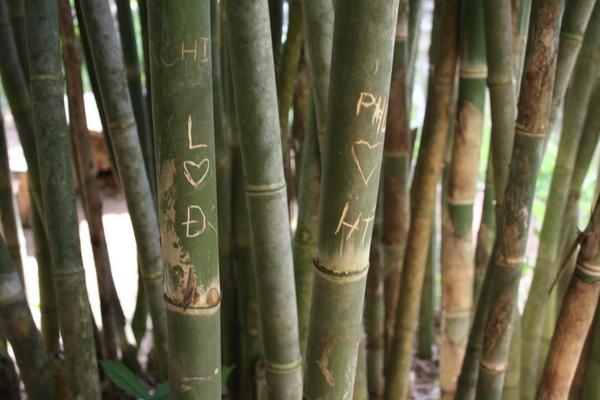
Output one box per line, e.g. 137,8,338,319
440,0,486,396
385,1,459,398
148,1,221,397
115,0,155,198
475,0,564,398
58,0,119,361
77,0,168,375
417,210,438,360
305,0,400,398
24,0,101,397
0,238,55,400
366,192,385,398
383,0,411,353
521,8,600,395
550,0,597,122
537,200,600,399
0,104,25,286
293,102,320,354
224,1,302,396
300,0,333,152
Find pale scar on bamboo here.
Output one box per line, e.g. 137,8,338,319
333,91,388,242
182,115,215,238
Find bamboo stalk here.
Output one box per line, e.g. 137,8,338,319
115,0,155,198
24,0,102,396
439,0,486,396
303,1,400,398
77,0,168,376
57,0,119,362
417,209,437,360
521,7,600,395
353,328,368,400
224,1,302,396
549,0,597,123
473,158,495,302
475,0,564,397
293,101,320,355
365,191,384,398
147,1,222,396
300,0,333,154
385,0,460,397
582,304,600,398
500,312,521,400
6,0,27,80
537,200,600,399
383,0,411,354
0,237,55,400
212,0,237,382
0,101,25,286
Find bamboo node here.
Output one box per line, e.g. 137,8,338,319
459,67,487,79
244,179,287,196
0,272,24,306
575,260,600,281
312,258,369,283
515,126,546,138
164,293,221,315
108,117,136,131
559,32,584,45
52,267,86,280
29,73,64,82
263,358,302,374
479,359,507,373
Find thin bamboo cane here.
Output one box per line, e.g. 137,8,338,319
500,311,521,399
385,0,459,397
582,303,600,398
521,7,600,395
417,207,437,360
537,199,600,399
383,0,411,354
24,0,101,395
224,1,302,396
0,237,55,400
6,0,27,81
148,1,222,396
77,0,168,376
473,158,495,302
475,0,564,397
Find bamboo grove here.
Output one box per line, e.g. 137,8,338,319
4,0,600,399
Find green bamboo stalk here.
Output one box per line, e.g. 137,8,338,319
549,0,597,123
512,0,533,89
353,328,368,400
77,0,168,376
115,0,155,198
224,1,302,396
582,305,600,399
569,309,594,400
455,0,516,395
365,191,384,398
0,237,55,400
293,101,320,355
521,8,600,396
57,0,119,361
303,1,399,398
6,0,27,81
300,0,333,154
24,0,102,397
385,0,460,397
276,0,302,207
0,101,25,286
537,200,600,399
383,0,411,354
473,158,495,302
500,311,521,400
440,0,486,396
268,0,283,70
147,1,221,396
475,1,564,397
137,0,152,138
212,0,236,382
417,209,437,360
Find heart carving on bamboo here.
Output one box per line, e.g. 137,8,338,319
351,139,383,187
183,159,210,187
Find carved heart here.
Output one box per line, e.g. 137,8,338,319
183,159,210,187
351,139,382,187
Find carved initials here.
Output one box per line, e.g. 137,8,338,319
182,205,216,238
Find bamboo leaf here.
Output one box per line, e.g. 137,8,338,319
99,360,150,400
221,365,235,386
